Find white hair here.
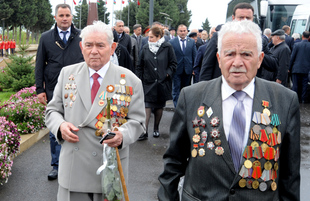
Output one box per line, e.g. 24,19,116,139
80,21,113,46
263,28,271,36
292,33,300,40
217,20,262,56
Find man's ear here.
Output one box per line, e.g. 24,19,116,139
110,42,117,55
79,41,83,51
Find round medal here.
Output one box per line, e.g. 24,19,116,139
211,129,220,138
106,85,115,93
98,100,105,106
64,93,68,99
251,141,259,149
252,125,261,134
192,149,197,158
127,96,131,102
214,139,221,146
252,180,259,189
261,143,268,153
95,130,101,136
198,148,205,157
239,178,246,188
100,117,106,122
210,117,220,127
259,182,267,192
252,160,261,168
265,126,273,134
192,134,200,143
264,161,272,170
271,181,277,191
207,142,215,150
197,106,205,117
263,108,271,116
244,159,253,169
272,127,278,134
120,95,125,101
120,78,126,85
215,146,224,155
274,162,279,171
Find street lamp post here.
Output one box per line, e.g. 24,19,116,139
159,12,170,26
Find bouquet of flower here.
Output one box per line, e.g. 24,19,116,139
0,116,20,185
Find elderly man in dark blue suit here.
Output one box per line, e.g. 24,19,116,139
170,24,197,107
290,31,310,103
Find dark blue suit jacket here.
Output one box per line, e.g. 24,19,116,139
290,40,310,74
193,42,208,83
169,37,197,75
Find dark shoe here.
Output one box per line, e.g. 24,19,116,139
48,169,58,180
153,131,160,138
138,132,148,141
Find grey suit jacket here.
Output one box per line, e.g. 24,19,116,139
45,62,145,193
158,77,300,201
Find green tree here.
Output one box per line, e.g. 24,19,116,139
0,44,35,92
73,0,89,29
0,0,16,38
98,0,110,25
202,17,211,33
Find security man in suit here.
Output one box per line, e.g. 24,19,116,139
45,21,145,200
170,24,197,107
158,20,300,201
35,3,84,180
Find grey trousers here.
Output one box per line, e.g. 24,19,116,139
57,185,104,201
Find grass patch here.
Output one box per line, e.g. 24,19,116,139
0,91,15,103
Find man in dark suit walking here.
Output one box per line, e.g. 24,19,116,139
282,25,294,52
158,20,300,201
290,31,310,103
35,3,84,181
170,24,197,107
199,3,277,82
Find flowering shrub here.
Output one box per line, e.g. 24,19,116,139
0,86,46,134
0,116,20,185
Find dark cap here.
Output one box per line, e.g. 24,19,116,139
189,32,197,38
198,29,203,33
271,29,285,36
169,27,175,31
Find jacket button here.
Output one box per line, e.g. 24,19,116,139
155,79,157,82
74,147,79,151
154,57,157,59
230,189,235,195
154,68,157,70
92,152,97,156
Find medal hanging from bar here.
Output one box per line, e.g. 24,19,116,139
242,146,253,169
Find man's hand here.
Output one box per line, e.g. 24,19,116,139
276,79,282,84
37,92,47,105
60,122,80,143
101,130,123,148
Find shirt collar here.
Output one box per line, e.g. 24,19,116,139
178,36,186,41
221,75,255,101
57,26,71,36
89,61,111,79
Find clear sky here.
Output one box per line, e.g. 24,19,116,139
50,0,230,29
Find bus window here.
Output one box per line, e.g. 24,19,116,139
291,19,308,36
266,5,297,31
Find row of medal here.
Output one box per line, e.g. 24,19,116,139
238,100,281,191
94,74,133,136
191,106,224,158
64,74,78,108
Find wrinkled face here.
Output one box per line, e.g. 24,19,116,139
201,32,208,40
232,8,254,21
80,32,116,71
134,27,142,36
54,7,72,31
217,33,264,90
177,26,188,39
115,22,124,34
148,31,160,42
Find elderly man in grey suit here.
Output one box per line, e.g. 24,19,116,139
45,21,145,200
158,20,300,200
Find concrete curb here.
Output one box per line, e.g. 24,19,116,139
17,128,49,156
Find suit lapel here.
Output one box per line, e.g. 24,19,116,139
75,63,91,112
202,78,236,174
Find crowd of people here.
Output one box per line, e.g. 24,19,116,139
0,37,16,57
33,2,304,200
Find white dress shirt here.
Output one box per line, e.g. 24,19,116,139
89,61,110,88
178,36,187,51
57,27,71,41
222,76,255,149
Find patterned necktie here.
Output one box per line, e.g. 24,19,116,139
61,31,68,44
228,91,247,172
181,39,186,54
91,73,100,104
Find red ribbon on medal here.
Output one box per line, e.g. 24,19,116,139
271,169,277,180
242,146,253,159
252,166,262,179
259,129,269,142
253,146,263,159
129,86,133,95
193,144,198,148
262,100,269,107
264,147,275,160
275,147,280,161
96,113,103,120
267,133,277,146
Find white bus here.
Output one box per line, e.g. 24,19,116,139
226,0,308,31
290,4,310,37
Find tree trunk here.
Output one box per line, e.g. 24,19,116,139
19,25,22,45
26,29,30,44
